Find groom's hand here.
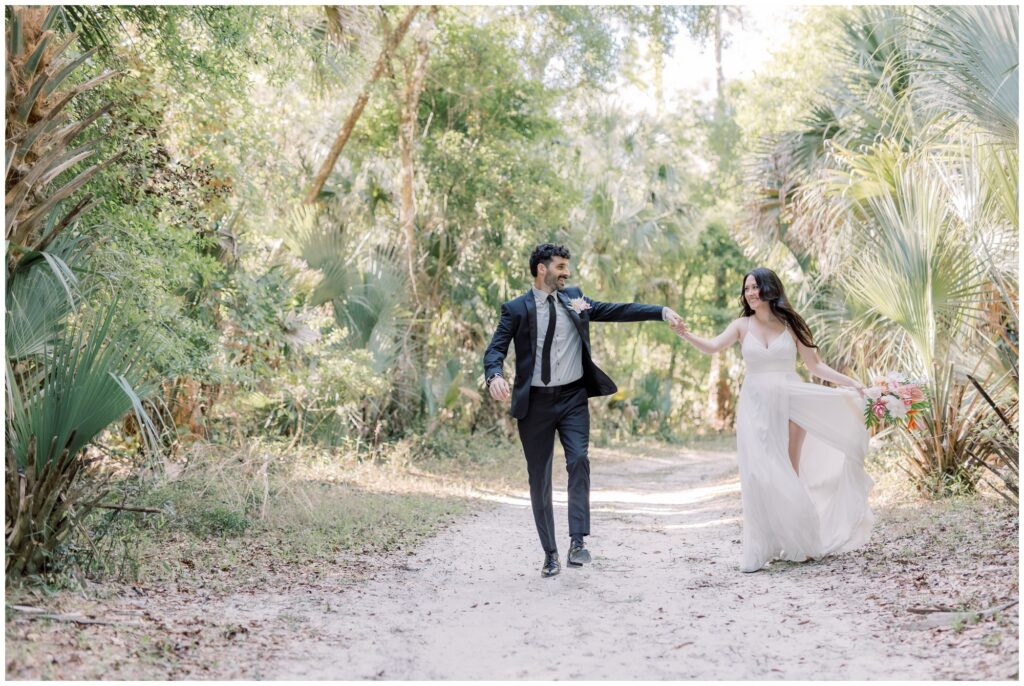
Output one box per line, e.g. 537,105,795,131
488,375,511,401
662,307,683,327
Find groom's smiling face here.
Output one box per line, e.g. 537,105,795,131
542,256,571,292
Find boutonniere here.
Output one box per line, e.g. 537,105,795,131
567,296,591,314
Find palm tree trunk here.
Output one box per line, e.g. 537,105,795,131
305,6,421,203
390,7,438,433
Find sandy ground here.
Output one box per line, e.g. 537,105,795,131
117,446,1015,680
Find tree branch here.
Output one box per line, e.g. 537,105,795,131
95,503,162,514
304,6,421,203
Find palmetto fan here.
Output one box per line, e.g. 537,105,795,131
910,5,1018,147
288,201,412,373
6,6,123,275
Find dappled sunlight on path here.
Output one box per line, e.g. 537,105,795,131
470,474,740,516
456,444,742,530
588,481,741,506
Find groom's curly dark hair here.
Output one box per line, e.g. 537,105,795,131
529,243,571,277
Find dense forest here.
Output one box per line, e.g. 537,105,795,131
5,4,1017,582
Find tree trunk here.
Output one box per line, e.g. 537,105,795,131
387,7,438,435
305,6,421,203
706,269,733,430
651,6,665,116
397,6,436,305
716,350,735,429
714,6,724,104
662,338,679,433
707,352,722,429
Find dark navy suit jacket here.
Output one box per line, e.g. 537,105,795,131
483,286,664,419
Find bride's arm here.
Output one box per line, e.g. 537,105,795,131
673,318,741,355
795,337,865,394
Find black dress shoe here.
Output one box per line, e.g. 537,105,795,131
567,539,592,566
541,551,560,578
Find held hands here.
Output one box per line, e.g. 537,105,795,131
670,318,689,338
488,375,511,402
663,307,683,328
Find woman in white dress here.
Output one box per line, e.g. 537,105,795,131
672,268,874,572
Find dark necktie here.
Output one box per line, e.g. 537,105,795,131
541,294,556,384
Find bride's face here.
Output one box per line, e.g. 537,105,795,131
743,275,763,310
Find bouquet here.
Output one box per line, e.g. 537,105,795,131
863,372,929,430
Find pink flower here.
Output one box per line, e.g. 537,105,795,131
567,297,591,314
872,401,887,419
899,384,924,406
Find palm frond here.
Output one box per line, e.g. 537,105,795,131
340,242,409,372
6,232,92,361
5,6,124,271
831,145,990,371
7,267,74,362
287,201,411,372
287,202,363,307
910,5,1019,146
6,300,157,476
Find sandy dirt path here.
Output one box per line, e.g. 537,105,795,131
165,446,1015,680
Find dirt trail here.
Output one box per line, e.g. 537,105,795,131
164,447,1016,680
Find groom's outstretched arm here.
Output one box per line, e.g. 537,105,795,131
585,296,679,324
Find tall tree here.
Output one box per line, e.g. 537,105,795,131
305,6,420,203
395,6,438,304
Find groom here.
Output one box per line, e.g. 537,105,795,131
483,243,681,578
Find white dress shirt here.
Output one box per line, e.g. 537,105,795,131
531,287,584,387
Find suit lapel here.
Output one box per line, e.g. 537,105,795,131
524,290,537,354
557,290,588,345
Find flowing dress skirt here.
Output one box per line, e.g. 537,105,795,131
735,370,874,572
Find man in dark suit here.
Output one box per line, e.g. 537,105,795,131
483,243,681,577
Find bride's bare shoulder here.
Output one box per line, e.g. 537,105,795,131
732,316,748,339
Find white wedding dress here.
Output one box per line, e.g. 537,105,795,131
735,326,874,572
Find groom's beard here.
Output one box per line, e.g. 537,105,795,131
545,273,566,292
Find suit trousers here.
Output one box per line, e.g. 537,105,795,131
516,382,591,553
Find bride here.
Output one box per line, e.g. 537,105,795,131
672,267,874,572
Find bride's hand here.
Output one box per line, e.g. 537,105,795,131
852,381,866,399
671,320,689,337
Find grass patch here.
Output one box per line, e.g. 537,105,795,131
188,506,252,538
54,438,476,592
408,429,527,491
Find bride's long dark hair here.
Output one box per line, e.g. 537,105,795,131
740,267,818,349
